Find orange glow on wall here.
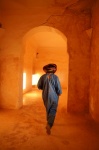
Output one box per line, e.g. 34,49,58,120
32,74,40,85
23,73,26,89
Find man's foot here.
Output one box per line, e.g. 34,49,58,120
46,124,51,135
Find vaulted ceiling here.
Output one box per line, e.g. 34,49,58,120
0,0,96,51
0,0,95,11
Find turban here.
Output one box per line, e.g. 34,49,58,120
43,63,57,73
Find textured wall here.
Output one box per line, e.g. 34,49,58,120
65,14,91,113
90,0,99,122
0,0,96,114
0,55,23,109
23,26,68,91
45,11,91,113
34,47,68,89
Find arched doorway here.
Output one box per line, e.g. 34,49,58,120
22,26,69,111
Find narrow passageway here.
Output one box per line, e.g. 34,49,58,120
0,89,99,150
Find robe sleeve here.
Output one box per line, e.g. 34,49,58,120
37,76,43,90
55,77,62,96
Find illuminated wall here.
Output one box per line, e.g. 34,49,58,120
34,47,68,89
23,26,68,93
1,0,99,123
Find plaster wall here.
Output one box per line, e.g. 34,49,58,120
0,0,95,115
23,26,68,93
63,14,91,113
23,43,37,93
0,5,53,108
90,0,99,122
0,55,23,109
34,47,68,89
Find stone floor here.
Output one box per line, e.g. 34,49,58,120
0,89,99,150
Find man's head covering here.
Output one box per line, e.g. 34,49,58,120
43,63,57,73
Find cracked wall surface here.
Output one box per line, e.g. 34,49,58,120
0,0,99,122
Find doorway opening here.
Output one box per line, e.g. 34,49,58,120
22,26,69,111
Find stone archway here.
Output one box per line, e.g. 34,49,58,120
22,25,69,110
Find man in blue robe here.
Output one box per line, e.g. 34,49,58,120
37,64,62,135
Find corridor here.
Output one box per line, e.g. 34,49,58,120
0,89,99,150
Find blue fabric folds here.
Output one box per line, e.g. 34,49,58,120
37,73,62,127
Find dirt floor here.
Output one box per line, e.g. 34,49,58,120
0,89,99,150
